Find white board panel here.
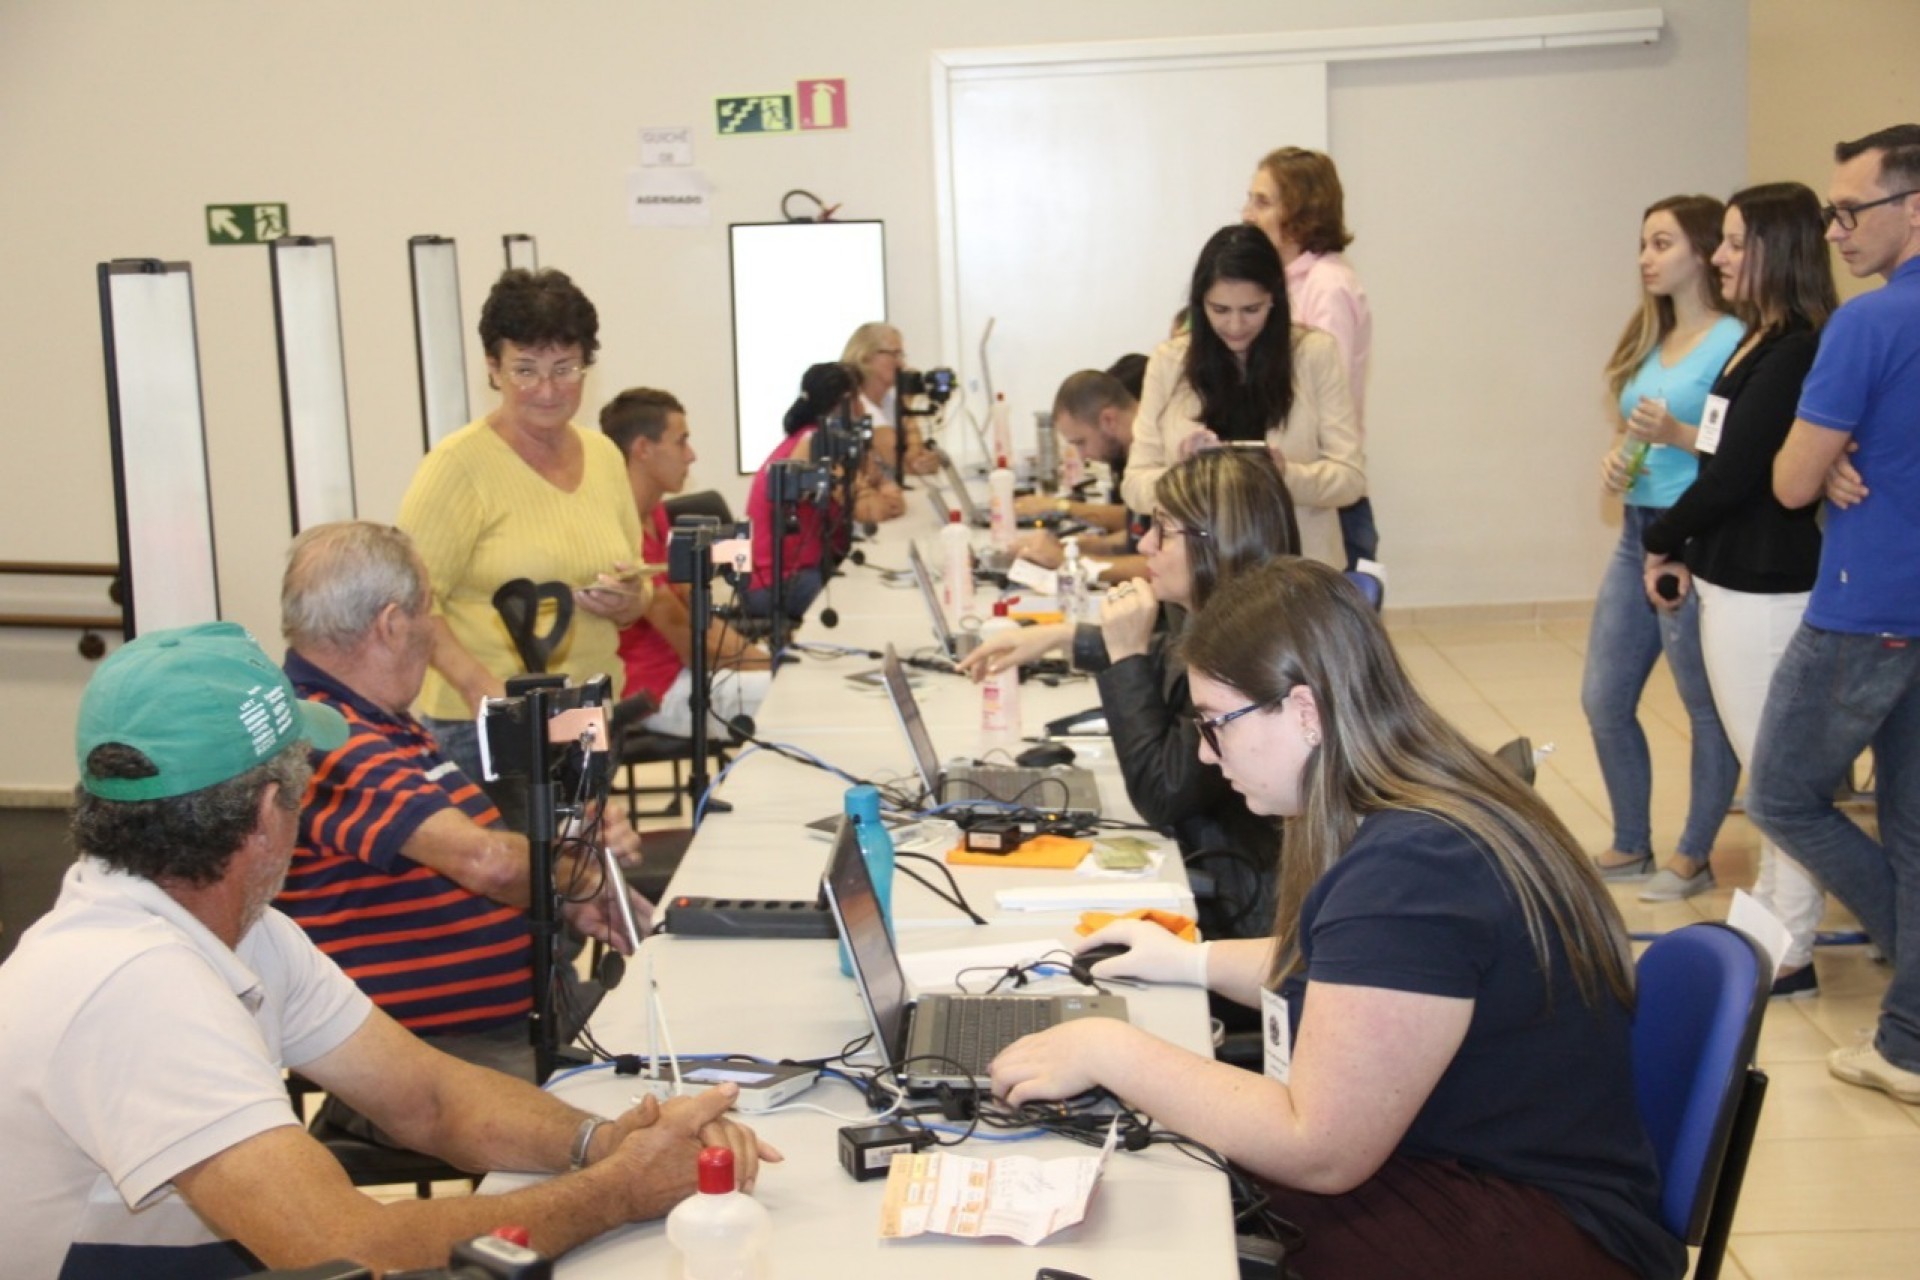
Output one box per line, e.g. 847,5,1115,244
730,221,887,475
98,260,220,635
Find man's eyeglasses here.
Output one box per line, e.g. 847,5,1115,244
1193,691,1289,755
1821,190,1919,232
502,362,587,390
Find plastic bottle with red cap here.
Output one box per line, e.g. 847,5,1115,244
988,455,1017,550
979,599,1022,753
665,1146,770,1279
939,507,974,621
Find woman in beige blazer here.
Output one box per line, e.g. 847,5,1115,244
1123,224,1364,568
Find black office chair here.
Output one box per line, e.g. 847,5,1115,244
1631,922,1770,1280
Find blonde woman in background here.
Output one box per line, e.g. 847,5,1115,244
843,321,939,477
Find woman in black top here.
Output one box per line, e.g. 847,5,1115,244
960,448,1299,937
1641,182,1838,996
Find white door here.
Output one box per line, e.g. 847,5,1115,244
939,54,1326,469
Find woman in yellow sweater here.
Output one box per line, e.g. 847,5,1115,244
397,268,647,784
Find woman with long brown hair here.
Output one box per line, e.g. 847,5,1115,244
1641,182,1838,993
990,560,1683,1279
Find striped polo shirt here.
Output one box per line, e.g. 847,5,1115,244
275,651,532,1035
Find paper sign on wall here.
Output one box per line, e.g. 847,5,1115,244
640,126,693,167
629,168,713,228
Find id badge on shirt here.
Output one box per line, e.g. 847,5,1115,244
1260,986,1293,1084
1695,394,1730,455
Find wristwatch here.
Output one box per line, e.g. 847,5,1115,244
570,1115,611,1170
1054,497,1073,515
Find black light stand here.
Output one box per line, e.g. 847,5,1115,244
667,515,742,827
486,672,613,1084
766,458,813,656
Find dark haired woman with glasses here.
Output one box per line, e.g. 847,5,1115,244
991,559,1684,1280
1122,224,1363,569
397,269,647,783
960,449,1298,934
1641,183,1839,996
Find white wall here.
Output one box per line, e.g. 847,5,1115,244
0,0,1747,791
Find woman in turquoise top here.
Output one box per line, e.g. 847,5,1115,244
1583,194,1744,901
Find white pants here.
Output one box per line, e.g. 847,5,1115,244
642,666,773,740
1697,577,1825,968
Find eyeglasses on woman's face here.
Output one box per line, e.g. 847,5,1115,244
1192,690,1289,756
501,361,587,391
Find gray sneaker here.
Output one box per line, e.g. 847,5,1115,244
1638,865,1714,902
1830,1041,1920,1105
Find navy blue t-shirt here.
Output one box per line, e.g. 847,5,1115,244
1279,809,1685,1279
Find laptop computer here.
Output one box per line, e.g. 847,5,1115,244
924,476,1013,576
907,542,977,663
879,645,1103,821
820,817,1128,1092
936,450,1070,534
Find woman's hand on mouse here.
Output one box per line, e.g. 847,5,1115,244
955,622,1072,683
1076,920,1211,986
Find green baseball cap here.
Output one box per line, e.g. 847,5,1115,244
76,621,349,801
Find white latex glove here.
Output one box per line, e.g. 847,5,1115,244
1075,918,1211,986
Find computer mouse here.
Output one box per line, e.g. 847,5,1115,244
1069,942,1131,985
1015,742,1076,768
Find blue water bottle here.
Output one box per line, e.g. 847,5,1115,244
838,784,896,977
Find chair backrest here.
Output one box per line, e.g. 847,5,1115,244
1342,568,1384,612
665,489,735,525
1631,921,1769,1244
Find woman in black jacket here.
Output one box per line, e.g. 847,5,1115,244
961,447,1298,935
1640,181,1837,996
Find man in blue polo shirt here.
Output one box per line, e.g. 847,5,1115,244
1749,123,1920,1103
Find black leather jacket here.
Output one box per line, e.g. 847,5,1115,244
1076,620,1280,934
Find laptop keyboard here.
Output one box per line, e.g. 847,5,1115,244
933,996,1052,1073
945,765,1092,812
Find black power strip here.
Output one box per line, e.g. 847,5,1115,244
662,895,836,939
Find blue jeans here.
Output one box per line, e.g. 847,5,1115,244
1339,497,1379,569
742,566,824,621
1580,507,1739,858
1748,623,1920,1068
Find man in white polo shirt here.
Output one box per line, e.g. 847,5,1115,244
0,621,774,1279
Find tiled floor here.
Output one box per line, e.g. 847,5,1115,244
1389,611,1920,1279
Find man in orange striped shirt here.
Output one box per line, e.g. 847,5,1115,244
273,522,647,1116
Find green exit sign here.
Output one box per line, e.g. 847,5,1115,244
206,203,289,245
715,94,795,136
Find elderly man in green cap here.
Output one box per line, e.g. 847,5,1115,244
0,622,775,1280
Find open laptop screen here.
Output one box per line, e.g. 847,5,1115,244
881,646,945,797
906,543,958,655
824,817,910,1063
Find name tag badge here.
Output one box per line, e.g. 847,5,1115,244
1695,394,1730,455
1261,987,1293,1084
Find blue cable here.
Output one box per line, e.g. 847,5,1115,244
695,740,862,824
919,1124,1046,1142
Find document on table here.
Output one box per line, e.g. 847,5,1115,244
878,1122,1118,1245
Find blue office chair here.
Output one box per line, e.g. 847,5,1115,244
1342,568,1384,612
1631,922,1770,1280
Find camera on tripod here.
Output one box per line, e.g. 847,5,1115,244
898,366,956,407
813,409,872,471
476,673,615,784
667,514,752,586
